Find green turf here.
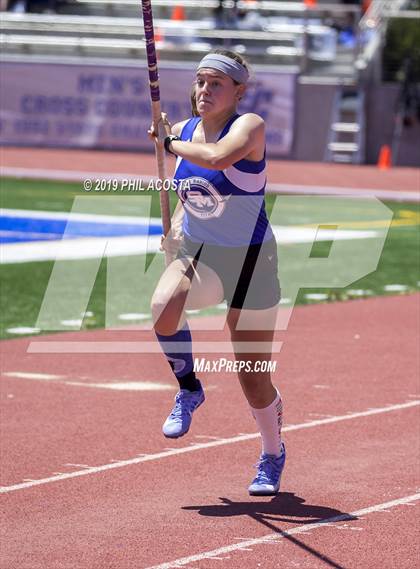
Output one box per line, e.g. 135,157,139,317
1,177,419,339
0,176,175,216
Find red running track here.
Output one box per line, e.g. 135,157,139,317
1,294,419,568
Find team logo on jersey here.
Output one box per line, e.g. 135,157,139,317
178,177,230,219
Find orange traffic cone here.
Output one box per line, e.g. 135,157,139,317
171,5,185,21
154,27,163,43
377,145,392,170
304,0,317,7
362,0,372,14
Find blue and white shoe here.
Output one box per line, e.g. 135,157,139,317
162,385,205,438
248,443,286,496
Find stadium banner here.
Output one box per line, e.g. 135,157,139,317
0,60,296,156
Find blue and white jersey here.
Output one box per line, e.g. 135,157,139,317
174,114,273,247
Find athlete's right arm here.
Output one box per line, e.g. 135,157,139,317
168,114,265,170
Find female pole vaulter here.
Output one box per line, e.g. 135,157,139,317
149,49,285,496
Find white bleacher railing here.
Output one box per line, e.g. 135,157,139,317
0,6,342,69
0,12,332,40
71,0,360,15
356,0,410,71
2,1,391,77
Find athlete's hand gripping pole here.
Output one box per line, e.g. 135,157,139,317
141,0,172,266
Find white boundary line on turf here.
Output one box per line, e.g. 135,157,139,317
268,182,420,203
0,167,145,183
1,166,419,202
145,492,420,569
0,399,418,495
0,208,161,226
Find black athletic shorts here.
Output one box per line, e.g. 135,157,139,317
177,235,281,310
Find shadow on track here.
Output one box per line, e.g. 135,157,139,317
183,493,357,569
183,492,354,524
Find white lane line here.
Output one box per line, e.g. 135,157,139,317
27,341,284,354
65,381,174,392
145,493,420,569
2,167,419,201
0,167,148,183
0,400,418,495
3,371,64,380
3,372,174,392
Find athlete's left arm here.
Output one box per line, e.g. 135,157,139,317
169,113,265,170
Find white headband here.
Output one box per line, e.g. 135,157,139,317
197,53,249,84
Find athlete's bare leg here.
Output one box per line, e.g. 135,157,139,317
227,305,278,408
151,258,224,336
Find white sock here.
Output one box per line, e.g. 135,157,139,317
250,388,283,457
